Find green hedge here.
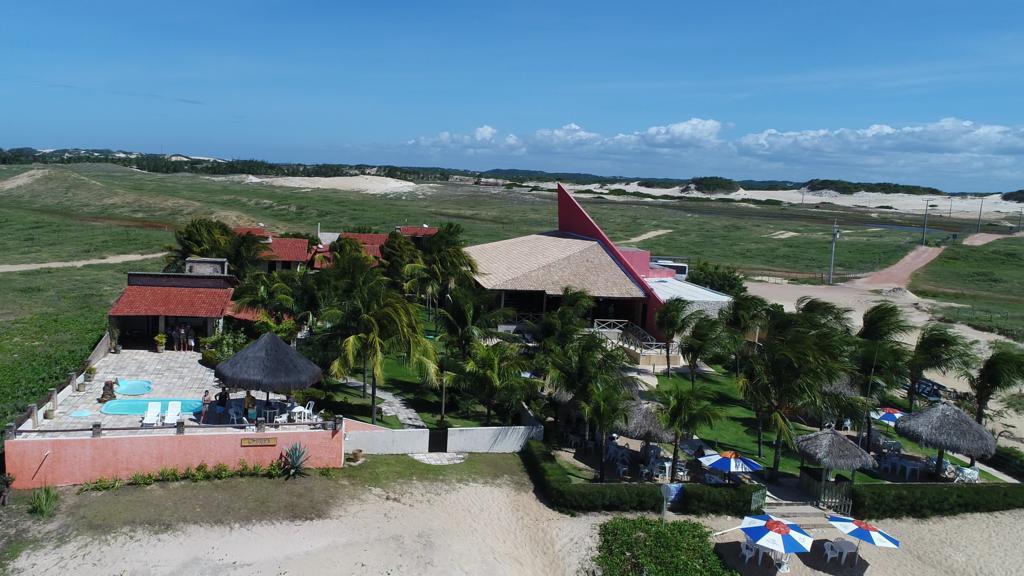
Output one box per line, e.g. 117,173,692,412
520,440,758,515
852,482,1024,519
983,446,1024,481
594,517,737,576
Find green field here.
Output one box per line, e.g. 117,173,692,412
911,238,1024,342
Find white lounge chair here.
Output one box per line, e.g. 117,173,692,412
141,402,161,426
164,401,181,425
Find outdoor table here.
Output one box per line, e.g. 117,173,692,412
897,459,923,481
834,538,858,565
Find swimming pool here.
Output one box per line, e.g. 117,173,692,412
100,398,203,415
114,379,153,395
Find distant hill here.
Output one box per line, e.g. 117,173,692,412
0,146,998,197
1003,190,1024,203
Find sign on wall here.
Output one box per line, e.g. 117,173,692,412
241,437,277,447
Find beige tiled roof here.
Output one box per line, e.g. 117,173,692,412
466,233,645,298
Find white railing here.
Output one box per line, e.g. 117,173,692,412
592,319,673,356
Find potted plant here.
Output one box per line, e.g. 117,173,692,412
84,366,97,382
154,333,167,353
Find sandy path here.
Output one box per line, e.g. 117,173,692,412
846,245,945,289
0,168,49,191
13,483,603,576
962,231,1024,246
0,252,165,273
620,229,672,243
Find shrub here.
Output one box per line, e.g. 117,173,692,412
318,467,338,479
158,467,180,482
188,463,210,482
130,472,156,486
78,477,122,493
28,486,59,518
593,517,736,576
283,443,310,479
249,463,265,477
852,483,1024,519
983,446,1024,481
266,460,283,479
521,441,758,515
236,459,251,477
212,463,233,480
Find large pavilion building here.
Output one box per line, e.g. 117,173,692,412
466,185,730,345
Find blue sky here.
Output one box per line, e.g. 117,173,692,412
2,1,1023,191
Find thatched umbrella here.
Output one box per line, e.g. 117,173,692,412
614,401,673,443
796,428,876,473
214,332,322,403
895,401,996,476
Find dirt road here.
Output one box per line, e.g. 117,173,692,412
846,245,945,289
0,252,165,273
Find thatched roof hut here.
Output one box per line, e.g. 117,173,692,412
795,428,876,471
214,332,322,394
895,401,996,459
613,401,673,443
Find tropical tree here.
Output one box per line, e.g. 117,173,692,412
654,298,702,377
547,332,637,439
417,222,478,309
227,232,272,281
328,270,436,423
741,302,854,480
580,381,630,482
656,381,724,482
719,293,770,376
962,344,1024,425
233,272,294,323
678,315,728,388
380,230,421,288
854,302,911,446
529,288,594,358
907,323,974,412
163,218,234,272
458,341,539,425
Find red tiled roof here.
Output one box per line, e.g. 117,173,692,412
226,302,266,322
265,237,312,262
109,286,234,317
399,226,438,237
233,226,271,238
342,232,389,245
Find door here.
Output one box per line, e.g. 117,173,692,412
428,428,448,453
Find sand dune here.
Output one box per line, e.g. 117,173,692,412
209,174,421,195
0,168,49,191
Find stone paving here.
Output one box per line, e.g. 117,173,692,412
410,452,467,465
24,349,286,438
343,380,426,429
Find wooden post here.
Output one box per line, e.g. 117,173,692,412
28,404,39,428
50,386,60,411
91,422,102,437
176,420,185,435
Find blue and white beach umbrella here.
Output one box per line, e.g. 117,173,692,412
827,515,900,549
740,514,814,554
699,450,763,473
871,407,904,426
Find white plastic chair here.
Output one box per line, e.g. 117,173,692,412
240,417,256,432
164,401,181,425
824,541,840,564
228,407,242,424
740,541,756,564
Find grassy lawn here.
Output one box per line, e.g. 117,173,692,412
0,258,165,427
378,357,491,428
297,380,404,429
0,206,171,265
911,238,1024,342
0,453,527,572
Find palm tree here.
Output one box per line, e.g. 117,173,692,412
458,341,538,425
227,232,271,281
329,271,436,424
580,381,630,482
418,222,478,308
528,287,594,356
655,298,702,377
719,293,770,376
854,302,911,447
678,314,728,388
164,218,235,273
963,345,1024,425
233,271,295,323
908,323,974,412
656,381,723,482
547,332,637,441
741,304,853,481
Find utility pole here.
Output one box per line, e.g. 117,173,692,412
977,196,985,233
948,196,953,218
921,199,931,245
1018,208,1023,233
827,220,840,285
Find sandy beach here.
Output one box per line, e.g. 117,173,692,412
11,480,1022,576
207,174,421,195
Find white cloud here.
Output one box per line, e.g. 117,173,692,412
473,125,497,141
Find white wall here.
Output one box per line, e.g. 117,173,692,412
345,429,429,454
447,426,542,453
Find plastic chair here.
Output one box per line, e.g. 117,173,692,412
740,541,756,564
824,541,840,564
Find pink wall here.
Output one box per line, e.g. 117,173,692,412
5,428,343,489
616,248,652,276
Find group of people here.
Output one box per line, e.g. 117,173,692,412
166,324,196,352
200,388,291,424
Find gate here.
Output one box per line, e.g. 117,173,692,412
428,428,448,452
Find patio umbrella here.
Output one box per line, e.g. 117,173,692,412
699,450,763,473
740,514,814,554
827,515,900,550
895,401,996,476
871,407,904,426
214,332,322,401
795,428,876,472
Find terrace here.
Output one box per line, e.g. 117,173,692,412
15,349,292,438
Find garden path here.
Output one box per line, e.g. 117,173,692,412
0,252,165,273
343,380,427,428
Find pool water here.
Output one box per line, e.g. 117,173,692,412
115,379,153,395
100,398,202,415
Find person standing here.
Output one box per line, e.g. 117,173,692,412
186,327,195,352
200,390,212,423
170,325,180,352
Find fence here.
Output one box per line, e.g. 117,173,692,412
345,427,429,454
